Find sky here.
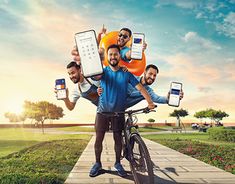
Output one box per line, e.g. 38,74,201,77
0,0,235,124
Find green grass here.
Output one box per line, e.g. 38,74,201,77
144,133,235,174
0,139,89,184
143,133,234,146
138,126,168,132
56,125,170,133
0,128,91,157
0,128,91,183
55,126,95,132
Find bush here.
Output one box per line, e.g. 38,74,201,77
154,139,235,174
0,173,63,184
208,127,235,142
0,139,89,183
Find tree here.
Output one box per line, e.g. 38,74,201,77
147,118,155,123
194,110,206,123
212,110,229,123
4,112,26,123
169,108,189,128
147,118,155,128
169,108,189,118
194,108,229,125
23,101,64,134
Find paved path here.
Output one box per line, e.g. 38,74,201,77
65,133,235,184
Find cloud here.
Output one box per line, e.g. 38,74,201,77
182,31,221,50
198,87,212,93
155,0,197,9
158,52,235,88
215,12,235,38
155,1,235,38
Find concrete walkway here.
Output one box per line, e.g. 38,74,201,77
65,133,235,184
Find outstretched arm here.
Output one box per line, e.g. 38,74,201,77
135,83,155,109
55,88,76,110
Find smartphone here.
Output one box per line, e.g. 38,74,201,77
55,79,66,100
168,82,182,107
75,30,103,78
131,33,145,60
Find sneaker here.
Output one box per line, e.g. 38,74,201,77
114,162,127,177
89,162,102,177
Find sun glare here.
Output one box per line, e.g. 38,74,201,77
6,99,24,115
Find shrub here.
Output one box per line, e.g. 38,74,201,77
0,173,63,184
208,127,235,142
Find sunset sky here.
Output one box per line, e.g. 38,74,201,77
0,0,235,124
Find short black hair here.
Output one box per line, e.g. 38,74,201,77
145,64,159,73
107,44,120,53
66,61,80,69
120,28,132,37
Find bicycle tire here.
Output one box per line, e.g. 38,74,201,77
129,134,154,184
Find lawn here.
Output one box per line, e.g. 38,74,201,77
56,125,169,132
0,128,91,183
56,126,95,132
0,128,91,157
144,133,235,174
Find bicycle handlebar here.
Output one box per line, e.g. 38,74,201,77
101,105,157,117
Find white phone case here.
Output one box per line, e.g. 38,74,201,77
75,30,103,78
131,33,145,60
168,82,182,107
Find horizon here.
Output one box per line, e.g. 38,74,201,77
0,0,235,124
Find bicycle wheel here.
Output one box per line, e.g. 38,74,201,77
129,134,154,184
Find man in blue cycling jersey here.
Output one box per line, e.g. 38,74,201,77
89,44,155,178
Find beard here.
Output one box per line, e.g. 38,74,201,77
144,75,154,85
70,75,80,84
117,39,127,48
108,59,119,67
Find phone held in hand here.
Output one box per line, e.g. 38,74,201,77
168,82,182,107
55,79,66,100
131,33,145,60
74,30,103,78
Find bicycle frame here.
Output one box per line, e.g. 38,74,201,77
102,106,156,184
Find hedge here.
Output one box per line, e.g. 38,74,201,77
208,127,235,142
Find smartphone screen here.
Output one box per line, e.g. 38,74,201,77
131,33,145,60
55,79,66,100
168,82,182,107
75,30,103,78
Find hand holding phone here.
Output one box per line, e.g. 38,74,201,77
74,30,103,78
168,82,182,107
131,33,145,60
55,79,66,100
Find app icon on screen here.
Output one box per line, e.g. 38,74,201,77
134,38,142,44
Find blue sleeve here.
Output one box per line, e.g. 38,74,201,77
128,73,139,87
148,88,168,104
120,47,131,62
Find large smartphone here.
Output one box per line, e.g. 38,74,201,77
75,30,103,78
168,82,182,107
55,79,66,100
131,33,145,60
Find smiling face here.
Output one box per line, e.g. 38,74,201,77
117,30,131,48
67,66,81,84
144,67,158,85
107,47,120,67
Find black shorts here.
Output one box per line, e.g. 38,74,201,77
95,113,125,132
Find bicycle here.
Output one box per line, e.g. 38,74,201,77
102,106,156,184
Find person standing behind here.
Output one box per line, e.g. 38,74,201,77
98,26,147,63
